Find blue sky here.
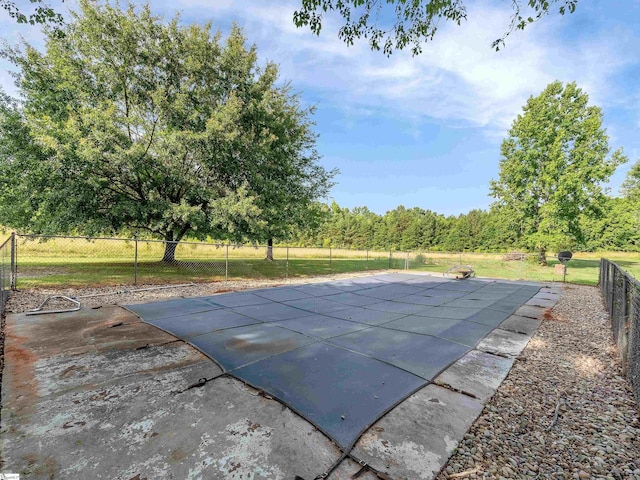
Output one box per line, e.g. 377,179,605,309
1,1,639,216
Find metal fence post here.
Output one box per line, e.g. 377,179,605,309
10,232,16,290
623,274,628,320
366,250,369,270
329,247,332,272
388,251,392,269
610,266,616,318
133,236,138,285
286,246,289,279
519,253,524,280
598,258,603,288
225,243,229,282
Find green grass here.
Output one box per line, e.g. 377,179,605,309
409,252,640,286
9,233,640,288
15,257,393,287
14,254,640,288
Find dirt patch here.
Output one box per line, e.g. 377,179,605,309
3,331,39,416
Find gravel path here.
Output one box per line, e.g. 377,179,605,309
437,284,640,479
4,271,388,314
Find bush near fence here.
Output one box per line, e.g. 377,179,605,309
599,259,640,405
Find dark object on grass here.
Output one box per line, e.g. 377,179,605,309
556,251,572,282
557,251,573,264
445,264,476,279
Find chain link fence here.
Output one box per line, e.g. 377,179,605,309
599,258,640,405
13,235,401,288
0,233,15,316
11,234,584,289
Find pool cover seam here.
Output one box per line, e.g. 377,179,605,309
130,307,458,452
123,277,547,453
125,285,542,367
128,284,542,373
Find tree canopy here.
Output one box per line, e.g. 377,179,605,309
293,0,579,55
1,0,64,30
622,160,640,201
0,1,336,261
489,81,626,263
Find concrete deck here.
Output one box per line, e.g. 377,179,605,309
0,275,562,479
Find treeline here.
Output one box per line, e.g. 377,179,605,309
290,82,640,255
287,194,640,252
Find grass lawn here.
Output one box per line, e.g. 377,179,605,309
14,257,393,287
411,252,640,286
12,253,640,288
8,234,640,288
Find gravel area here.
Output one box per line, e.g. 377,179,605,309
437,284,640,479
4,271,389,314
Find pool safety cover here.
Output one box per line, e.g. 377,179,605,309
126,274,540,449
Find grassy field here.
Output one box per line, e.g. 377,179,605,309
412,252,640,286
7,235,640,288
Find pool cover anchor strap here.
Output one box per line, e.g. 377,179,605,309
312,452,348,479
300,449,393,480
180,373,226,393
352,459,369,478
350,454,394,480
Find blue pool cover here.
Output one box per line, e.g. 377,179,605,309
125,273,540,449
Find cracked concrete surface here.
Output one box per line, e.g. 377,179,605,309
1,306,339,479
1,274,561,479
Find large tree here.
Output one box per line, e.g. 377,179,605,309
621,160,640,201
0,89,54,228
0,1,335,261
490,81,626,264
294,0,578,55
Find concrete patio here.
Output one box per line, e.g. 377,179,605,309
0,273,561,479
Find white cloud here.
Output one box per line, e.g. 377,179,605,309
2,0,635,141
168,0,634,139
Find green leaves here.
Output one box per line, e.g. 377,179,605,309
490,81,627,255
294,0,467,56
294,0,579,55
1,1,335,256
1,0,65,32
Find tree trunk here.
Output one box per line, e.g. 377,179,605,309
163,240,178,263
538,246,547,266
161,225,190,263
266,238,274,261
